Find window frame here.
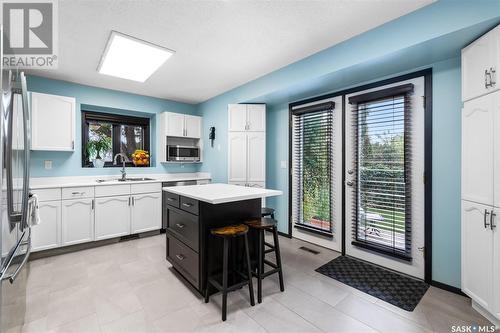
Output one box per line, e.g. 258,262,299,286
81,111,151,167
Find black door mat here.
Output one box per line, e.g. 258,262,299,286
316,256,429,311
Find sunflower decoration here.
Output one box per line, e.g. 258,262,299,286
132,149,150,167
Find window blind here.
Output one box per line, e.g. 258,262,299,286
349,84,413,259
292,102,335,235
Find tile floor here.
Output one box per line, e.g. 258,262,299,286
6,233,491,333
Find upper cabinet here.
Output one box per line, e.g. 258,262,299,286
228,104,266,131
30,92,76,151
462,25,500,102
161,112,201,139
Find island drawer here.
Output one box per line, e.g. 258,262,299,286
180,196,199,215
166,207,199,252
164,192,180,208
167,234,199,288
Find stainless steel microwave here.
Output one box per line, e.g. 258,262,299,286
167,145,200,162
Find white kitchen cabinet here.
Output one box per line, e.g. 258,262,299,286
228,132,248,183
184,115,202,138
462,93,494,205
494,213,500,320
30,92,76,151
61,198,94,246
247,132,266,183
228,104,248,131
228,104,266,187
161,112,202,139
228,132,266,185
165,112,185,137
461,201,494,310
462,25,500,102
32,201,61,252
95,195,131,240
131,193,161,233
228,104,266,131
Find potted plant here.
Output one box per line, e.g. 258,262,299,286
86,135,112,168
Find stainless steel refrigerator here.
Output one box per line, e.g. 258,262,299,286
0,25,33,332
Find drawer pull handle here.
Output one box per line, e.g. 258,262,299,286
167,198,175,202
484,209,491,229
182,203,193,208
71,192,84,195
175,223,185,229
175,254,185,261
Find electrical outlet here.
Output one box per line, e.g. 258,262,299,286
44,160,52,170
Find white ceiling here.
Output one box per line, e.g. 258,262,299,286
28,0,434,104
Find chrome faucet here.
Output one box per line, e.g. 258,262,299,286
113,153,130,181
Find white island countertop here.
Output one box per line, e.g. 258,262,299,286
163,183,282,204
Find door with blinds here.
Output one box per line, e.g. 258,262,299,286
291,96,343,251
345,77,425,279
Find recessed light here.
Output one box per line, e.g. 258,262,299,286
97,31,174,82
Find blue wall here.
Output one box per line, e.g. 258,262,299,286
27,76,201,177
197,1,499,288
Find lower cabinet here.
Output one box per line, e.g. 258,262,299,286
462,200,500,324
61,198,94,246
462,200,493,310
95,195,131,240
32,201,61,251
131,193,162,233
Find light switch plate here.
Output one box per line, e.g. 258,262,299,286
44,160,52,169
280,160,287,169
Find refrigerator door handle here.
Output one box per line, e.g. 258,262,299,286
5,88,21,223
20,72,31,229
1,240,31,284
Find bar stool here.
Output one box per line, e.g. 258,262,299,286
261,207,275,219
245,217,284,303
205,224,255,321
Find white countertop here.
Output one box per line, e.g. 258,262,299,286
30,172,211,189
162,183,282,204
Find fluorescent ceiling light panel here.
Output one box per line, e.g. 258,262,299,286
98,31,174,82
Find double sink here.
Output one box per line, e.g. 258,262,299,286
95,177,156,183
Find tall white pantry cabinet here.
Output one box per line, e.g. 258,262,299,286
461,24,500,326
227,104,266,189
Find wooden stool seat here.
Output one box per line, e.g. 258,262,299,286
245,217,277,229
261,207,275,219
210,224,249,237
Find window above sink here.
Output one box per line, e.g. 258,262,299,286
82,111,151,168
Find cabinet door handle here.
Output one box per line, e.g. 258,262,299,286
128,197,131,206
484,209,491,228
491,67,496,86
485,69,491,88
175,223,185,229
91,199,94,210
132,197,135,206
491,210,497,230
182,203,193,208
175,254,185,261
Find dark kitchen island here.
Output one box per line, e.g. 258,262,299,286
163,183,282,295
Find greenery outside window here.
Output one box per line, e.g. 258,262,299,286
82,111,150,167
